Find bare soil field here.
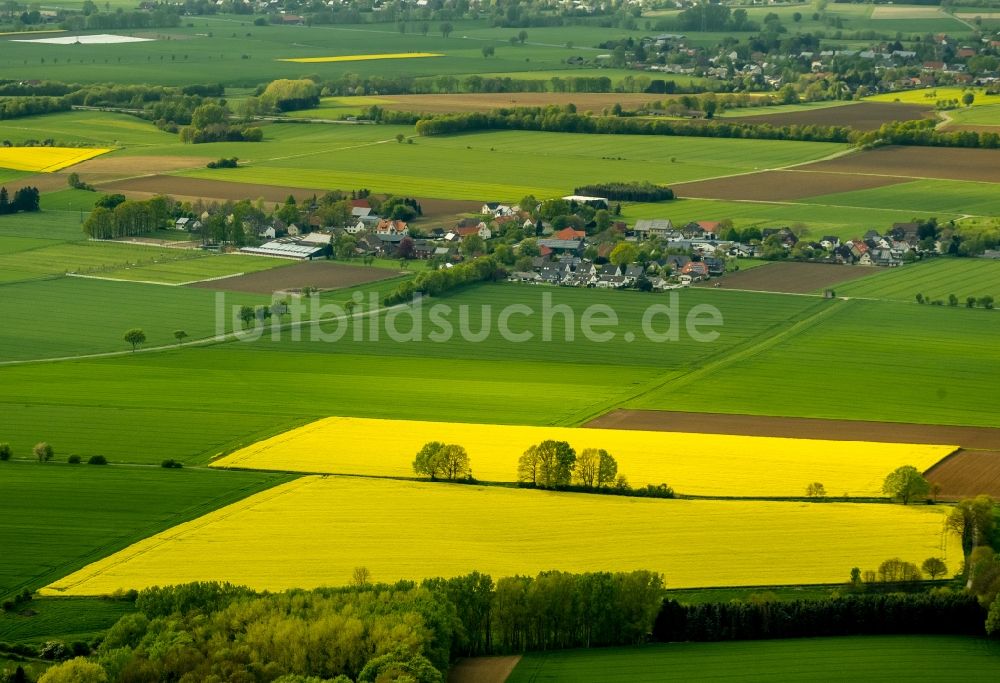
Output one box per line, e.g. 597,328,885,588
189,260,400,294
926,449,1000,499
585,409,1000,449
102,175,321,204
376,92,668,114
673,169,908,201
871,6,944,18
806,146,1000,183
695,261,871,294
447,656,521,683
725,102,932,131
417,198,483,222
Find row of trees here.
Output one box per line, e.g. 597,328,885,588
0,186,39,214
0,441,53,462
857,119,1000,149
0,96,70,120
34,571,665,681
82,196,170,239
383,256,506,305
916,293,995,309
653,592,985,642
414,107,854,144
573,182,674,202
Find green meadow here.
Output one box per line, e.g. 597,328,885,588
0,463,291,598
837,258,1000,302
630,297,1000,427
181,128,846,201
806,179,1000,218
508,635,1000,682
0,277,270,361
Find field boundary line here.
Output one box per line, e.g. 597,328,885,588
0,302,407,367
565,298,845,425
41,476,316,595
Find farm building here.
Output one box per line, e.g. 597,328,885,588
240,240,329,260
562,195,609,209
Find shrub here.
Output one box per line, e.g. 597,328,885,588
67,455,81,464
87,455,108,465
33,442,53,462
160,459,184,469
0,443,11,461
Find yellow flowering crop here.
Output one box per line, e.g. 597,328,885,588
213,417,953,497
279,53,444,63
0,146,111,172
42,476,959,596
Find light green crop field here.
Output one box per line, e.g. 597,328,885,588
0,277,271,361
95,253,292,284
836,258,1000,302
180,129,846,200
0,597,135,646
0,208,94,241
0,462,292,598
0,18,643,87
944,103,1000,127
0,110,175,148
804,179,1000,217
508,636,1000,683
629,297,1000,427
0,240,213,283
0,350,657,465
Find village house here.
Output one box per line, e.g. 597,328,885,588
376,219,409,236
481,202,518,218
633,219,675,240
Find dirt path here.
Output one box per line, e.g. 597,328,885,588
585,409,1000,449
448,656,521,683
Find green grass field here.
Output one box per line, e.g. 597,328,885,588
0,277,274,361
95,252,291,284
630,297,1000,427
180,128,846,201
0,597,135,646
837,258,1000,302
0,462,291,598
508,636,1000,682
944,103,1000,127
805,179,1000,218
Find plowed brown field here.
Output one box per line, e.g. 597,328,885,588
806,146,1000,183
673,169,908,201
189,260,400,294
694,261,872,294
926,449,1000,499
724,101,933,131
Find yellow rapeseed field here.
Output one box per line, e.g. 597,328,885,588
42,476,959,596
279,53,444,63
213,417,954,497
0,146,111,172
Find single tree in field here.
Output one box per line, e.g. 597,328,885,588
440,21,453,38
413,441,446,480
123,328,146,352
596,450,618,488
882,465,930,504
922,557,948,580
962,92,975,107
173,330,188,345
574,448,600,488
395,133,405,143
352,566,370,588
877,557,922,582
0,443,11,461
534,440,575,489
517,444,541,485
518,30,528,44
805,482,826,498
33,442,53,462
239,305,256,328
438,444,472,480
482,45,495,59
